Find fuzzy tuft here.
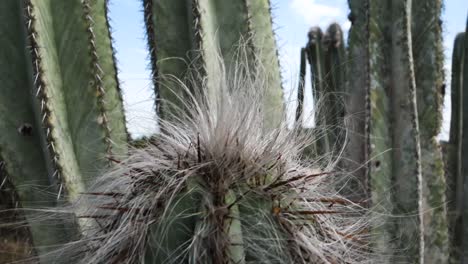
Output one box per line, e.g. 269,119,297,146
12,54,378,264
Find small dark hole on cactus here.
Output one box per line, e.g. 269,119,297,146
18,123,33,137
374,160,381,169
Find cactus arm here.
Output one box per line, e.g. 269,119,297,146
411,0,449,262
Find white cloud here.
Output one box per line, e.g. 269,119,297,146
290,0,344,28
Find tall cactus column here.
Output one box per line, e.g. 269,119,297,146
0,0,128,260
411,0,449,262
346,0,424,262
305,27,330,156
390,1,424,262
143,0,284,126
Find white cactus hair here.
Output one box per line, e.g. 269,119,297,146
21,49,378,264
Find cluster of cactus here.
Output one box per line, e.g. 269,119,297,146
3,0,467,263
297,0,451,263
2,0,360,263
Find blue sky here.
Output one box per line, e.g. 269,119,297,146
108,0,468,139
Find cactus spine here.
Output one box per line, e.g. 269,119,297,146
143,0,284,126
0,0,127,260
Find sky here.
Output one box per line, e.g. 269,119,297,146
108,0,468,139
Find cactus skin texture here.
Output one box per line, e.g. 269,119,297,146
0,0,127,260
143,0,284,127
411,0,449,262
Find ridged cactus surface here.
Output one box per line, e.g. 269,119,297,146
0,0,127,260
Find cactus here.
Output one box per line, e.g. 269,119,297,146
411,0,449,262
322,23,346,154
0,0,127,260
446,32,465,264
305,27,330,156
38,73,371,264
343,0,424,262
143,0,284,127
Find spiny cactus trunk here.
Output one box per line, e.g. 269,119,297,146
143,0,284,127
0,0,127,259
411,0,448,262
